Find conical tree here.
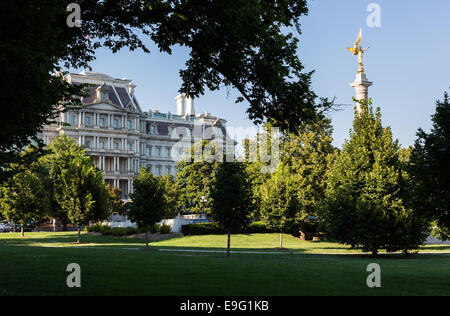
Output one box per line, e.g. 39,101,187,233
321,100,428,255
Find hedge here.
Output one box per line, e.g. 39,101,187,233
181,221,275,236
86,223,172,237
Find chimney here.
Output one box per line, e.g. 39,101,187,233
128,83,136,95
175,94,185,116
186,96,195,116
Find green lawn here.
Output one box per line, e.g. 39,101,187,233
0,232,449,296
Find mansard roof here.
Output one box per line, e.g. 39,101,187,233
68,71,142,113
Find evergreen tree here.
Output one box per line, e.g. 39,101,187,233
210,162,253,257
128,168,166,248
411,91,450,240
321,100,428,255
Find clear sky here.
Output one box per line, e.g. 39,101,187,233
73,0,450,148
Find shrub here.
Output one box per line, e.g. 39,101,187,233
182,221,275,236
159,224,171,234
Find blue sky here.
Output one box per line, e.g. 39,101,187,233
75,0,450,148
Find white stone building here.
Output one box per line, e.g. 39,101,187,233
40,71,234,199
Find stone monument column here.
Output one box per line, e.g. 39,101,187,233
347,28,372,114
350,72,372,114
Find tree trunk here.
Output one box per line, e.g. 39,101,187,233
21,225,24,238
280,230,283,249
226,229,231,257
371,249,378,256
146,231,149,248
77,226,81,243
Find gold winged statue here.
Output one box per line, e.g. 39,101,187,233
348,28,370,74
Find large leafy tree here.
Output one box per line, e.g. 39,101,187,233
159,174,180,219
0,0,88,179
58,153,110,243
176,140,220,214
411,91,450,240
210,162,253,257
128,167,166,248
260,164,299,248
1,0,328,179
281,115,336,231
106,185,127,216
0,167,50,238
321,100,428,255
37,134,87,230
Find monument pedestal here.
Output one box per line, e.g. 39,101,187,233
350,73,373,113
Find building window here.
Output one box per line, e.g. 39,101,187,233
155,147,161,157
156,166,161,176
85,140,91,148
127,120,132,129
127,143,132,151
164,147,170,157
99,118,105,127
166,166,171,175
113,142,119,150
84,116,91,126
100,91,107,101
146,147,151,157
151,125,157,134
99,141,104,149
113,118,119,128
70,115,76,126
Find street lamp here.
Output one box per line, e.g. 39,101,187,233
200,195,207,215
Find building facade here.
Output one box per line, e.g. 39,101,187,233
40,71,233,199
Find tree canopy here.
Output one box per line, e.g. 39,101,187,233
320,100,428,255
1,0,328,176
128,167,167,247
210,161,253,256
411,90,450,240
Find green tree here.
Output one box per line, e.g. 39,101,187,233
321,100,428,255
159,174,180,219
176,140,220,214
281,114,336,236
260,164,299,248
0,169,50,237
107,185,127,216
411,91,450,240
38,134,87,230
1,1,328,180
128,168,166,248
210,162,253,257
58,154,110,243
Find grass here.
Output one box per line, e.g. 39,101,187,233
0,232,449,296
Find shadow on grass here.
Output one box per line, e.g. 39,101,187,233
1,233,449,260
